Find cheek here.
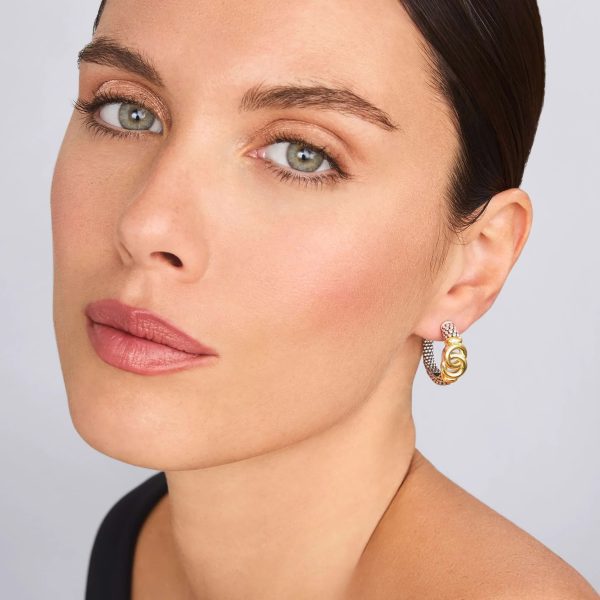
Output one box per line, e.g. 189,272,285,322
50,140,74,270
297,236,399,328
51,128,103,278
251,203,431,350
51,129,89,309
50,125,140,293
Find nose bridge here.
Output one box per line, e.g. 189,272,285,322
115,137,211,282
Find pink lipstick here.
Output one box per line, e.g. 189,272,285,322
85,298,218,375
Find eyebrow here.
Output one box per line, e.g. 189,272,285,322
239,82,399,132
78,36,165,87
77,36,400,132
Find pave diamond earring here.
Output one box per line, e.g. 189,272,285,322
422,320,468,385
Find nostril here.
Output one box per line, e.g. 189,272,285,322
153,251,183,267
163,252,183,267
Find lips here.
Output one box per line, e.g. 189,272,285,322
85,299,216,354
84,298,218,375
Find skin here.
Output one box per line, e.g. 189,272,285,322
50,0,598,598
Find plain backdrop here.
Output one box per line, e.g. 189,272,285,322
1,1,598,597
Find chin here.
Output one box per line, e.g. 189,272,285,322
57,356,290,472
64,374,177,469
54,317,214,469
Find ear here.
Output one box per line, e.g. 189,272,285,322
414,187,533,341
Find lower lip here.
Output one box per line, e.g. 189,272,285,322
86,319,218,375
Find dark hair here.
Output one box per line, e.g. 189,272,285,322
93,0,107,33
93,1,545,258
397,0,546,239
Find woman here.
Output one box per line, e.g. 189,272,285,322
50,0,598,598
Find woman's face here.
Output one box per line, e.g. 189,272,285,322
51,0,458,469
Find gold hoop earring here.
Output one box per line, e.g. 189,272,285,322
422,320,468,385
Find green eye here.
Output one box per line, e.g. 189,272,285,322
286,142,325,172
98,102,163,133
264,141,330,173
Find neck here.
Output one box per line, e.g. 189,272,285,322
164,357,418,600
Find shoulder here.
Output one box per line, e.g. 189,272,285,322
348,450,598,600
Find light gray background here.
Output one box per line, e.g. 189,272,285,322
1,1,598,597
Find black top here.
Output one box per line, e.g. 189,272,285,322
85,471,168,600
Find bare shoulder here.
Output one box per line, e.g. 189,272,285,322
348,450,599,600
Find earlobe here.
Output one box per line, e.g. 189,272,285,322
414,187,533,341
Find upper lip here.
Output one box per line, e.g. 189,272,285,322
85,298,218,356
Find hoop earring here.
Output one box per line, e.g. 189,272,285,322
422,320,468,385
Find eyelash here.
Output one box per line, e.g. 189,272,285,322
73,90,151,142
72,91,352,190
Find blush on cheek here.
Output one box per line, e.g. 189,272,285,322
278,224,426,342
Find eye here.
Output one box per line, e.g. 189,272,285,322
98,101,163,133
261,140,332,174
251,132,352,190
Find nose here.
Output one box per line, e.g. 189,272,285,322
114,145,209,283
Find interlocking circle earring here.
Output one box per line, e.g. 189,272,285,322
422,320,468,385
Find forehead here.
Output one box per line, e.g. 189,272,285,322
94,0,435,121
